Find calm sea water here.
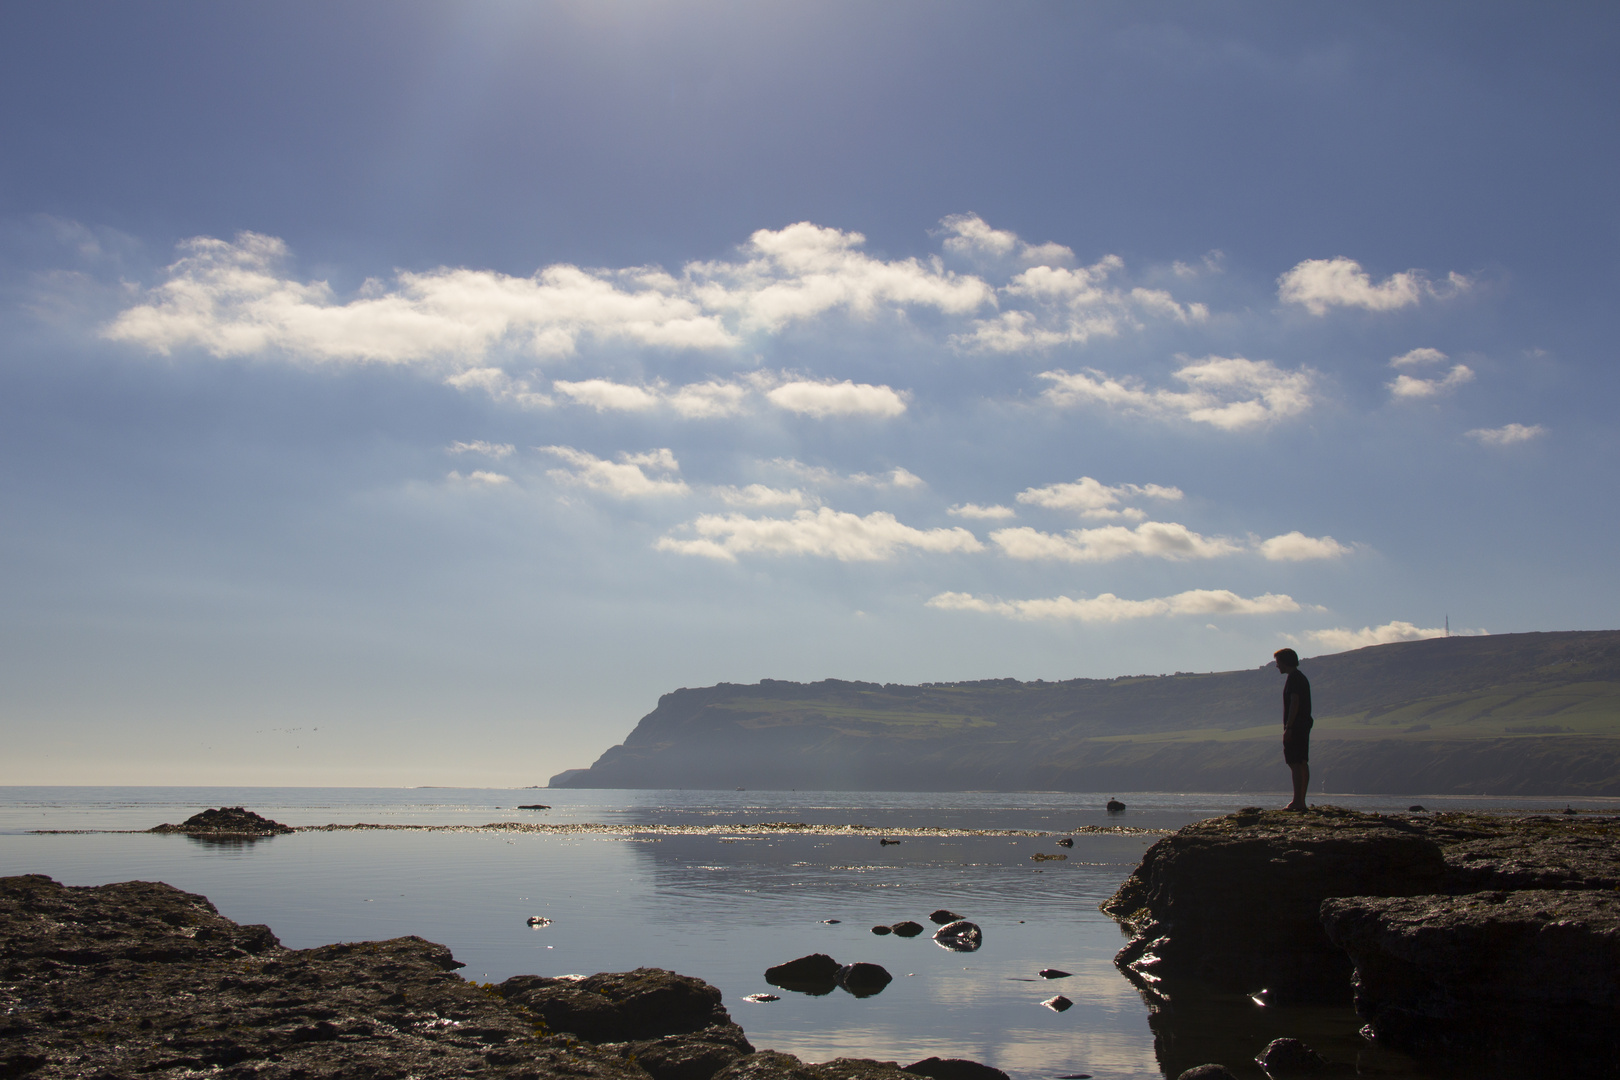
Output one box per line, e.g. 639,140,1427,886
2,788,1612,1080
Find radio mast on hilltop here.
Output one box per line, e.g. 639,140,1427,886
1445,615,1450,637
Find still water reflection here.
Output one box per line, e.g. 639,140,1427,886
4,788,1609,1078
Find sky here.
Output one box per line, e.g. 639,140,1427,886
2,1,1616,786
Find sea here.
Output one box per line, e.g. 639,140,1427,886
3,787,1614,1080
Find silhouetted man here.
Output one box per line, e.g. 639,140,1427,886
1274,648,1312,810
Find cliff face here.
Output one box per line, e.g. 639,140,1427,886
550,631,1620,794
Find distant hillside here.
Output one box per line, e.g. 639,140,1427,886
549,631,1620,796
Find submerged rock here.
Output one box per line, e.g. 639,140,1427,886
1176,1068,1238,1080
1038,968,1072,979
1039,995,1072,1012
928,909,963,925
890,921,925,937
1106,799,1126,812
870,924,893,935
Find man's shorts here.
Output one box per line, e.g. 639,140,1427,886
1283,719,1312,765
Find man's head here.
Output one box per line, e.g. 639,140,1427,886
1273,647,1300,672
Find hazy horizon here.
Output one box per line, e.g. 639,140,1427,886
2,3,1616,786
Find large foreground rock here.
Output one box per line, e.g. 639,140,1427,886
1103,808,1620,1078
1102,806,1448,1001
0,875,996,1080
1321,888,1620,1067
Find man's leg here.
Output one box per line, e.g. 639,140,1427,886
1289,761,1309,810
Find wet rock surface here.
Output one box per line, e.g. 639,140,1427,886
1103,807,1620,1077
763,954,840,996
148,806,294,836
930,921,981,952
1252,1037,1327,1075
0,875,997,1080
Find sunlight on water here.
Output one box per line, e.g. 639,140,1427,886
2,787,1612,1079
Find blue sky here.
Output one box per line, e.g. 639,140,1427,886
2,2,1616,785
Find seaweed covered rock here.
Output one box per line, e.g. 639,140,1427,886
148,806,293,836
498,968,739,1043
0,875,644,1080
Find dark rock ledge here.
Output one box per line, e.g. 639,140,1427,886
0,874,1006,1080
1102,807,1620,1077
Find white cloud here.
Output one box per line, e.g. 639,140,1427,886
687,222,994,333
955,253,1207,352
939,213,1074,266
1039,356,1313,430
1390,347,1449,368
1259,531,1352,561
769,459,927,490
714,484,811,508
521,373,908,421
1468,423,1545,446
1172,251,1226,278
668,380,748,419
1303,620,1452,651
540,446,689,498
447,469,512,486
883,467,925,489
444,367,552,409
448,440,514,458
104,233,736,363
1278,257,1470,315
991,521,1243,563
948,503,1016,520
658,507,983,562
765,379,909,418
103,220,1211,382
1388,364,1474,400
928,588,1300,623
553,378,662,412
1016,476,1183,520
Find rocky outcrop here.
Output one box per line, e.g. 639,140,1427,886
1102,806,1448,1001
148,806,293,836
0,876,996,1080
1103,808,1620,1078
